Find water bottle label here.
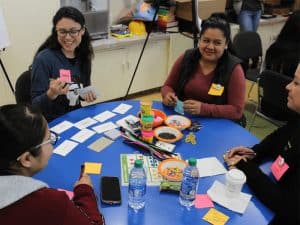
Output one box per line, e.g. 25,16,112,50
133,187,145,196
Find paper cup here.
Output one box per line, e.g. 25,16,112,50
225,169,246,197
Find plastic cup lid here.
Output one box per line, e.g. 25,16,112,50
226,169,246,183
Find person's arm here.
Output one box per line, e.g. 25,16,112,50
31,55,53,112
236,159,298,221
251,122,292,161
68,184,105,225
161,54,184,106
199,64,246,120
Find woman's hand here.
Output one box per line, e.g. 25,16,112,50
183,100,201,115
84,91,97,102
47,78,69,100
74,173,93,188
163,92,177,107
223,146,256,168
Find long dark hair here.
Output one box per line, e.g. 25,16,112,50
277,10,300,43
0,104,47,172
265,10,300,77
185,13,234,84
34,6,94,86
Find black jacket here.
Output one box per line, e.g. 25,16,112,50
237,118,300,225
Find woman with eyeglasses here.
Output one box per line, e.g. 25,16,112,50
31,6,96,122
161,13,246,126
223,63,300,225
0,104,105,225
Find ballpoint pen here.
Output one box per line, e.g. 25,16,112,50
236,151,256,156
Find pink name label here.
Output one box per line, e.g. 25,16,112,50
270,155,289,181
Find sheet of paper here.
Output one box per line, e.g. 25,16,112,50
120,154,163,186
59,69,71,83
197,157,227,178
66,91,79,106
70,129,96,143
57,188,74,200
92,122,117,133
50,121,73,134
88,137,113,152
174,100,184,115
112,103,132,114
78,85,99,98
207,180,252,214
195,194,214,209
116,114,139,132
93,110,116,123
74,117,98,129
203,208,229,225
84,162,102,174
155,141,176,153
53,140,78,156
103,128,121,140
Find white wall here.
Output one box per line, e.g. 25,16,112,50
0,0,59,105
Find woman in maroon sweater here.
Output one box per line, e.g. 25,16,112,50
161,14,245,124
0,104,105,225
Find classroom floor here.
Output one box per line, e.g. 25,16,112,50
130,83,277,140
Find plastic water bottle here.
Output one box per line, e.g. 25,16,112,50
128,159,147,212
179,158,199,208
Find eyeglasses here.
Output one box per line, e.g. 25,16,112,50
29,131,58,151
56,28,82,37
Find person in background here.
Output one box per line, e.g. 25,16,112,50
237,0,263,32
265,10,300,78
0,104,105,225
31,6,96,121
161,13,246,126
223,63,300,225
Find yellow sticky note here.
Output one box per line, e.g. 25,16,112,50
203,208,229,225
208,83,224,96
84,162,102,174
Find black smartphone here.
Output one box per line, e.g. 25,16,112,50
100,176,121,205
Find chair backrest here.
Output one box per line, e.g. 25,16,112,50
258,70,293,121
233,31,263,60
15,70,32,104
232,31,263,77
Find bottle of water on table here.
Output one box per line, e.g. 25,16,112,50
128,159,147,212
179,158,199,209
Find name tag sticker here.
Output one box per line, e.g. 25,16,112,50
59,69,71,83
208,83,224,96
270,155,289,181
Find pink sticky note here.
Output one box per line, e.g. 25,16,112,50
270,155,289,181
59,69,71,83
195,194,214,209
58,188,74,200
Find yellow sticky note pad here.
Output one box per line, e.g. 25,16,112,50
84,162,102,174
208,83,224,96
203,208,229,225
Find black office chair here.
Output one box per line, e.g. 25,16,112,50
248,70,294,131
15,69,32,104
232,31,263,100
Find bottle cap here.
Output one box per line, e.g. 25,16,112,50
134,159,143,168
188,158,197,166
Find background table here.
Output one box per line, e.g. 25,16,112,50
35,100,274,225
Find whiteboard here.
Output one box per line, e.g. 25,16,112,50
0,6,10,49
